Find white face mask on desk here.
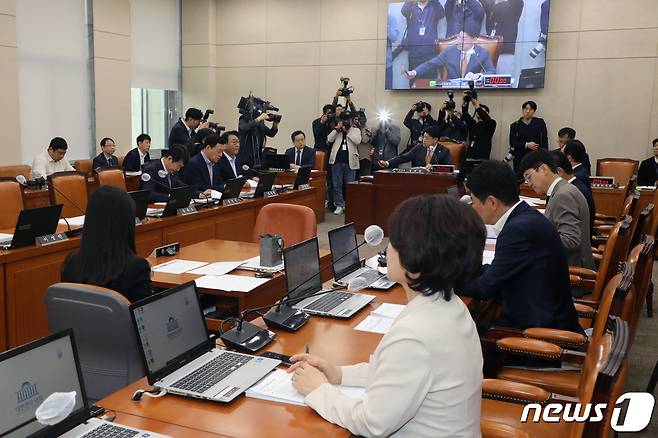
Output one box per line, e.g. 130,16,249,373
35,391,77,426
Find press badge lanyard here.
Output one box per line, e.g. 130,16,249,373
416,5,429,36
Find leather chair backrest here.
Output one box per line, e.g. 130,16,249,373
439,140,466,169
252,203,317,248
631,203,653,248
596,158,639,188
0,179,24,229
590,263,633,346
47,171,88,217
96,167,127,191
118,156,125,167
74,159,94,176
591,218,626,301
626,236,655,338
314,150,326,171
44,283,146,401
0,164,31,179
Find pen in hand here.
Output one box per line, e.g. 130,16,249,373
305,344,310,355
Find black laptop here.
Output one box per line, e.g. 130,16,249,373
222,176,247,203
147,185,195,217
264,154,291,171
0,204,63,249
293,166,313,189
129,189,150,220
242,172,276,199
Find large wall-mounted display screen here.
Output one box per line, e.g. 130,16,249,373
385,0,551,90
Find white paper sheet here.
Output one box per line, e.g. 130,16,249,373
152,260,208,274
519,196,545,206
371,303,405,319
0,233,14,240
58,215,85,227
124,171,142,176
188,261,243,276
194,274,269,292
246,369,365,406
354,314,396,334
246,179,258,188
240,256,284,273
211,189,222,199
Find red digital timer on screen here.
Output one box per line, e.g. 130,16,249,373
484,76,513,86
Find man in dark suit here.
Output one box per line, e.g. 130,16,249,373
563,140,590,187
217,130,252,182
183,134,225,192
402,102,434,154
141,144,210,202
520,150,595,277
238,110,279,168
462,95,496,160
168,108,206,148
637,138,658,186
123,133,151,172
552,150,595,237
92,137,119,170
379,125,452,169
285,130,316,170
552,127,591,173
508,101,548,173
455,160,582,333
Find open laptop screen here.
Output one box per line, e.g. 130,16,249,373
0,331,86,438
283,237,322,301
131,282,208,380
328,223,361,281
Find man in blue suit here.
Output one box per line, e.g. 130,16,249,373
379,125,452,169
123,133,151,172
141,143,210,202
183,134,225,193
284,130,316,170
455,160,582,334
445,0,485,38
92,137,119,169
404,31,496,81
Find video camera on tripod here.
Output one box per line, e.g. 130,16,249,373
237,94,282,123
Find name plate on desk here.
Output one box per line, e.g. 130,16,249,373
297,183,311,190
590,176,616,188
223,198,242,206
151,242,180,258
35,232,68,246
430,164,455,174
177,206,198,216
264,190,278,198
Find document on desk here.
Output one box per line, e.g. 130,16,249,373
520,196,544,206
59,215,86,227
482,250,496,265
246,369,365,406
240,256,284,273
152,260,208,274
0,233,14,240
188,261,243,276
194,274,268,292
355,304,405,335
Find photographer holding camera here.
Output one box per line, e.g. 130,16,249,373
402,101,434,154
370,116,402,171
436,91,467,142
354,111,374,176
168,107,209,148
461,84,496,160
327,111,361,215
312,104,334,150
237,95,280,168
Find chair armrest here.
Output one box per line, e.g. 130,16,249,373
569,267,598,280
573,302,597,319
593,253,603,263
595,225,613,234
522,327,589,349
595,213,617,222
482,378,551,405
496,337,563,361
574,298,599,308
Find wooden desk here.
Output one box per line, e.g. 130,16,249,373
519,183,627,217
148,240,332,328
112,412,227,438
346,170,462,234
99,285,480,438
275,170,326,223
0,188,317,350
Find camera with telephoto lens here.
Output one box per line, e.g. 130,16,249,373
201,109,226,132
338,77,354,97
339,111,352,130
445,91,456,111
237,94,282,123
463,80,478,104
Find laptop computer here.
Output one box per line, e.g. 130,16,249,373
293,166,313,189
0,204,63,250
0,329,169,438
222,176,247,203
264,154,291,171
146,185,195,217
128,189,150,220
328,223,395,290
129,281,280,403
284,237,375,318
241,172,276,199
518,67,545,89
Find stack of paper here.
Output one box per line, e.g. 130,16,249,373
59,215,85,227
152,260,208,274
354,303,405,334
240,256,284,273
246,369,365,406
194,274,268,292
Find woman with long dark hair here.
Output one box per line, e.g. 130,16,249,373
61,185,152,302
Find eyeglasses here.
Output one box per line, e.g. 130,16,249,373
523,167,539,184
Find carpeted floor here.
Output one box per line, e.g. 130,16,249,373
317,212,657,435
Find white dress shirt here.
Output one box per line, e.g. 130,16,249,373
31,150,74,179
226,154,238,178
305,293,483,437
492,199,524,237
546,176,561,197
138,149,148,166
201,151,214,185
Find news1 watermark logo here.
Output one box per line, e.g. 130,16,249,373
520,392,655,432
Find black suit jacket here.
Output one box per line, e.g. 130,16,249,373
637,157,658,186
285,146,316,168
122,148,149,172
140,159,188,203
217,154,249,182
387,144,453,168
455,202,583,333
462,104,496,160
61,252,152,303
509,117,548,172
571,177,595,236
168,119,193,148
572,163,590,188
183,152,225,192
92,153,118,170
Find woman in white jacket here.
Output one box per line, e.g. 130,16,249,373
289,194,485,437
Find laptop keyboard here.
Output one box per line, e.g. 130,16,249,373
359,269,383,284
171,352,249,394
304,291,352,312
82,423,139,437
